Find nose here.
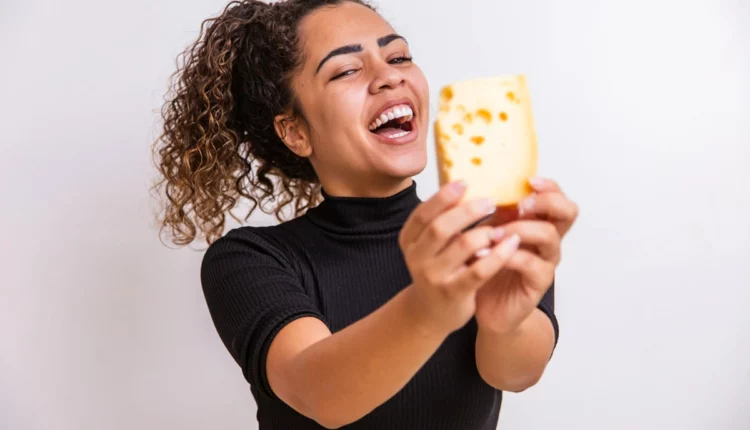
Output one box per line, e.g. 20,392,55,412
368,59,406,94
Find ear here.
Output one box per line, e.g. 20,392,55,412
274,111,313,158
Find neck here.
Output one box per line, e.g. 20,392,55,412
318,175,415,199
305,178,421,235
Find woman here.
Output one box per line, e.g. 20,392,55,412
153,0,578,428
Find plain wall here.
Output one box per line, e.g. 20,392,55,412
2,0,748,429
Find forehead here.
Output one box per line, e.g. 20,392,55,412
298,2,396,60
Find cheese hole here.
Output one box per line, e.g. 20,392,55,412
470,136,485,145
471,157,482,166
499,112,508,121
440,86,454,102
452,123,464,135
476,109,492,123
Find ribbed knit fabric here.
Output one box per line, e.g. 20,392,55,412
200,180,558,429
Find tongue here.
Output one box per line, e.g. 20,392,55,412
373,120,413,137
374,126,404,137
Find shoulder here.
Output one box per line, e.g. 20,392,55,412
199,217,320,295
198,223,328,394
201,222,300,273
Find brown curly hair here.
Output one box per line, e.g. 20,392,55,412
151,0,374,246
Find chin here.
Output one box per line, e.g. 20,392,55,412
382,149,428,179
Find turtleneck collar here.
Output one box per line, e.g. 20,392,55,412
305,179,421,235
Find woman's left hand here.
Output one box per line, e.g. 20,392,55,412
474,177,579,335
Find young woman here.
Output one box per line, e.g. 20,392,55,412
153,0,578,428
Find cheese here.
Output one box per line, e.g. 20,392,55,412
434,74,538,207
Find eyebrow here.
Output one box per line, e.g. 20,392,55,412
315,34,408,75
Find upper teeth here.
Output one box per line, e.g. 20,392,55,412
369,105,414,131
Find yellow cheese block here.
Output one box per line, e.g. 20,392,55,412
434,74,538,207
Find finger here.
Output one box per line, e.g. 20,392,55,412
410,197,497,260
504,249,555,292
528,177,563,194
448,234,521,291
432,225,503,273
400,180,466,247
517,193,579,235
500,220,560,263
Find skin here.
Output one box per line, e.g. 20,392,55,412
274,2,430,198
474,177,578,391
266,3,580,428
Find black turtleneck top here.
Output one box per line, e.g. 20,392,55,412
200,180,558,429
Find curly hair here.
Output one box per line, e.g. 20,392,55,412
152,0,374,246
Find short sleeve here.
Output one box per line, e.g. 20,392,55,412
536,279,559,350
200,228,326,398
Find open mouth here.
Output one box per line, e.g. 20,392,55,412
368,104,415,139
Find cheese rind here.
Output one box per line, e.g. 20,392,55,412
435,74,538,207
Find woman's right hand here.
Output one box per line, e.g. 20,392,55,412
399,180,521,335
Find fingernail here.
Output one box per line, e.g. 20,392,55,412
451,180,467,194
492,227,505,242
529,177,545,189
481,198,496,215
499,234,521,252
475,248,491,259
518,197,535,216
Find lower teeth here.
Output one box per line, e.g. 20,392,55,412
390,130,409,139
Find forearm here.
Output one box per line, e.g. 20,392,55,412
475,308,556,392
289,286,449,428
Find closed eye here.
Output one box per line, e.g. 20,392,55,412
331,69,359,81
389,56,413,64
330,56,412,81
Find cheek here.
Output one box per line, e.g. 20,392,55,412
409,68,430,118
324,88,367,135
307,89,368,163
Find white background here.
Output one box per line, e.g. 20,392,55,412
2,0,749,429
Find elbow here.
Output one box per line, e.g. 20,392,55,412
315,418,346,430
274,389,349,429
499,375,542,393
311,411,357,429
290,402,344,429
478,367,544,393
276,377,364,428
308,400,363,429
286,397,345,429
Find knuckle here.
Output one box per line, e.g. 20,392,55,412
436,190,454,207
405,212,423,231
459,232,480,251
413,210,430,227
428,222,449,241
